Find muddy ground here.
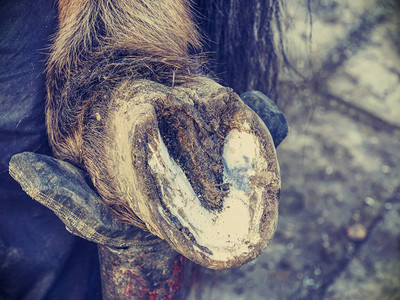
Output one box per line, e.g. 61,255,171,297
188,1,400,299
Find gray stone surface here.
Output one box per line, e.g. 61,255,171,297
188,1,400,299
325,201,400,300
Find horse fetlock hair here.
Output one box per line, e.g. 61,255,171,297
46,0,202,165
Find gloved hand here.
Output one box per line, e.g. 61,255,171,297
9,151,153,248
9,89,288,260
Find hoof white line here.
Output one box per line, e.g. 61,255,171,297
149,129,266,261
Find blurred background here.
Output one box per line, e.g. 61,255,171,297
191,0,400,299
0,0,398,299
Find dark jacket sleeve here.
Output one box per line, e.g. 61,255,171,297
0,1,101,299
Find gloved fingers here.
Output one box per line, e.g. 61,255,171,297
240,91,289,147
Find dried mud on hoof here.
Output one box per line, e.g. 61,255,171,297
83,77,280,269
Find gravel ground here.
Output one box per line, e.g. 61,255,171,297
188,1,400,299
